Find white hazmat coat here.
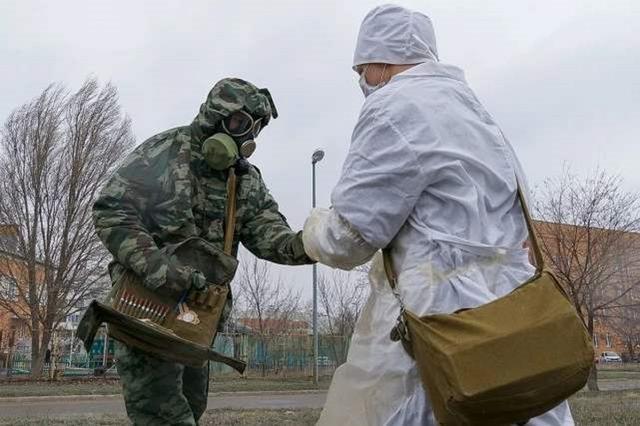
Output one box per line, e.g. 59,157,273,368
303,61,575,426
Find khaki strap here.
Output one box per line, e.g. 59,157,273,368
382,247,397,290
515,184,545,272
383,181,545,291
223,168,238,256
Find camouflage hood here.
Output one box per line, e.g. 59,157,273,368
190,78,278,143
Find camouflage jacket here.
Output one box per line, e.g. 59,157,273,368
93,79,312,293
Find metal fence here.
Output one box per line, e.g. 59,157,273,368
210,333,351,377
1,352,117,378
1,332,351,378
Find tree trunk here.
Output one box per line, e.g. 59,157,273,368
30,325,53,379
587,364,599,391
260,338,267,378
30,352,44,378
30,326,43,378
586,314,599,391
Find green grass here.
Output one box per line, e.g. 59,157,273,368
570,390,640,426
597,363,640,372
597,369,640,380
209,376,331,393
0,376,331,398
200,409,321,425
0,379,122,398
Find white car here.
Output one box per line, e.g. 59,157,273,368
600,351,623,363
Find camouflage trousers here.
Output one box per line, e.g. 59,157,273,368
115,341,209,426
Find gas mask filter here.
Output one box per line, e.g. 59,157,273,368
202,133,239,171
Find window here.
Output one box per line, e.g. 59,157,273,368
605,333,612,348
593,334,599,348
0,276,18,301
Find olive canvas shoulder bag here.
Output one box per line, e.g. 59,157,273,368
383,184,594,425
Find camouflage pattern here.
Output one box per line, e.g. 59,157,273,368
93,78,312,424
190,78,277,141
115,341,209,426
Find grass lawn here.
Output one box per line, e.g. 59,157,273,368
598,363,640,373
209,376,331,393
0,379,122,398
597,369,640,380
571,390,640,425
1,367,635,398
0,376,331,398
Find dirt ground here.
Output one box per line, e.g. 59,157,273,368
0,409,321,426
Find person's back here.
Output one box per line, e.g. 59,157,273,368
372,60,529,255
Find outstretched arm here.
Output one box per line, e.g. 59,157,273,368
303,207,377,270
239,172,314,265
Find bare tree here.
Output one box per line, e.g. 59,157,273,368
317,269,368,365
534,168,640,390
0,79,134,377
603,305,640,361
233,255,302,375
601,261,640,361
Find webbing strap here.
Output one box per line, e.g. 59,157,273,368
516,184,545,272
382,247,397,290
223,168,238,256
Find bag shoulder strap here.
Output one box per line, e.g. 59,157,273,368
515,182,545,272
382,247,397,290
223,168,238,256
382,181,545,291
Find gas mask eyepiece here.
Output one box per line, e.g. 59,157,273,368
221,110,262,159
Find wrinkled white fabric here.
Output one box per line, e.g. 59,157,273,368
353,4,438,69
303,59,574,425
303,207,376,270
304,212,574,425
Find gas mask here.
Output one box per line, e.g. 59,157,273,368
202,110,264,173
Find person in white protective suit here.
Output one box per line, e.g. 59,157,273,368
302,4,575,426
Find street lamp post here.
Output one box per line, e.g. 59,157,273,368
311,149,324,385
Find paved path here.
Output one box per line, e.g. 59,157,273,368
0,391,327,418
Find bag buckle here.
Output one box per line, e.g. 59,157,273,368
390,312,415,359
390,312,409,342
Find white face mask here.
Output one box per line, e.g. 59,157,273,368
358,64,388,97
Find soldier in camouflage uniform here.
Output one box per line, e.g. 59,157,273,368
92,78,313,425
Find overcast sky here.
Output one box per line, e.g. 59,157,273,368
2,0,639,298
